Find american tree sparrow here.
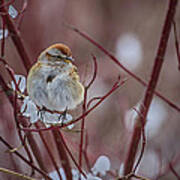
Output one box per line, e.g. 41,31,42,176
27,43,84,113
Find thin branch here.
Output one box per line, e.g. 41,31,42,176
35,123,62,180
13,77,35,175
83,131,91,172
0,1,32,72
132,107,146,173
119,172,151,180
52,129,73,180
173,20,180,70
58,131,86,178
156,151,180,178
79,54,97,174
0,167,36,180
87,97,101,109
169,163,180,180
0,71,48,174
0,136,52,180
86,54,98,89
79,87,87,175
16,0,28,29
0,0,15,8
0,57,21,92
1,16,6,57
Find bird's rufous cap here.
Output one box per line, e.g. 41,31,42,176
46,43,72,57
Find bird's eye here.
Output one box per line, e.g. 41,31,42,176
46,52,74,61
46,52,62,58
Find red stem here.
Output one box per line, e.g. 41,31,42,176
17,0,28,29
173,20,180,70
79,88,87,175
0,0,15,9
52,129,73,180
0,136,52,180
35,123,63,180
79,55,97,174
123,0,178,175
58,131,86,178
0,58,50,175
169,163,180,180
0,2,32,72
0,72,49,175
157,153,180,178
132,108,146,173
1,16,5,57
13,78,35,174
83,132,91,172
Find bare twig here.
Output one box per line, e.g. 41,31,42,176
13,77,35,175
83,131,91,172
0,0,15,9
0,57,21,92
173,20,180,70
0,136,52,180
169,163,180,180
17,0,28,29
52,129,73,180
132,107,146,173
119,172,151,180
79,54,97,174
58,131,86,178
0,72,49,174
1,16,6,57
35,123,62,180
0,1,32,72
0,167,36,180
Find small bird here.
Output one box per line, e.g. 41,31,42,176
27,43,84,113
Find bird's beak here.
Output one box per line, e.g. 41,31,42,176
66,56,74,61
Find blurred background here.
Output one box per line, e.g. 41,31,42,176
0,0,180,179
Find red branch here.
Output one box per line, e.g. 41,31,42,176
79,54,97,173
0,71,50,176
132,107,146,173
13,76,35,174
123,0,178,175
52,129,73,180
0,0,15,9
83,131,91,172
169,163,180,180
35,123,62,180
79,84,87,176
0,57,21,92
0,2,32,72
1,16,6,57
58,131,87,178
156,153,180,178
173,20,180,70
0,136,52,180
17,0,28,28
